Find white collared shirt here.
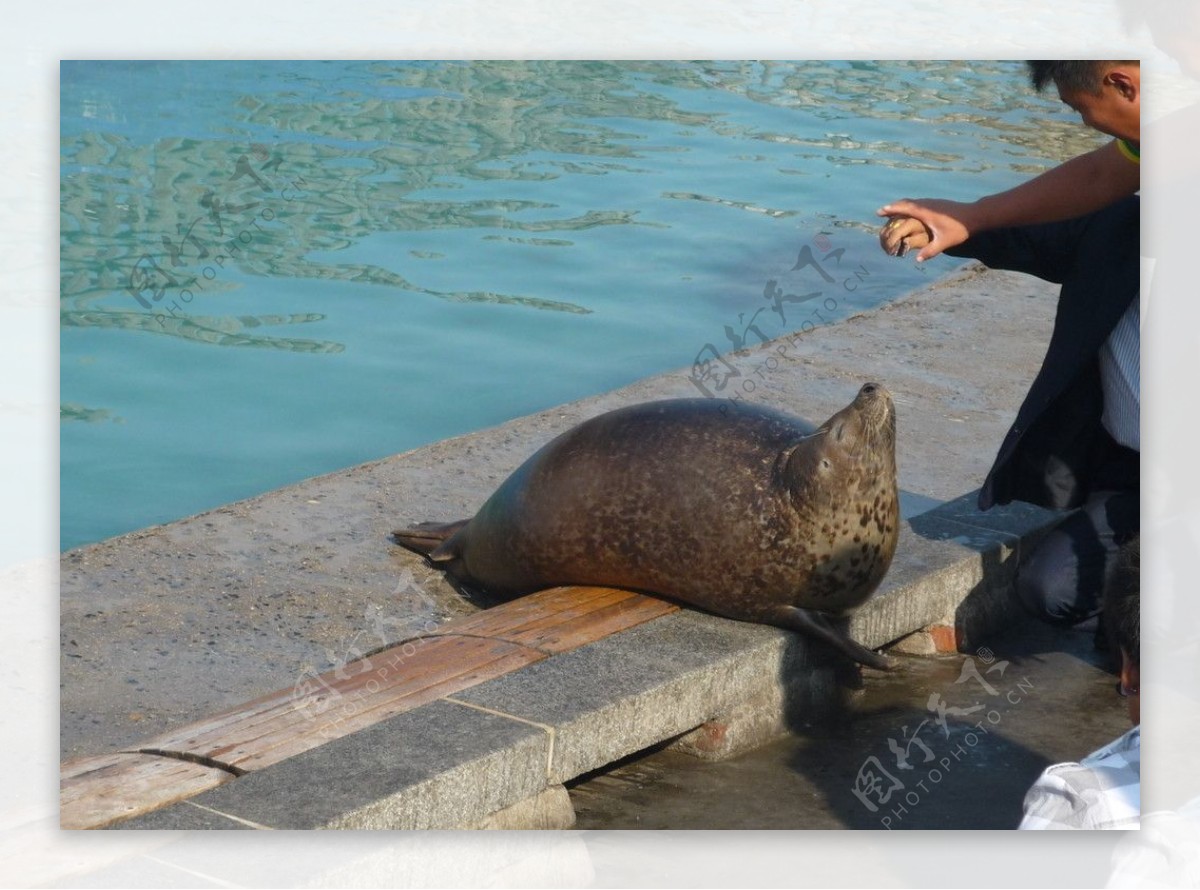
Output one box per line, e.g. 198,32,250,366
1018,725,1141,830
1100,299,1140,452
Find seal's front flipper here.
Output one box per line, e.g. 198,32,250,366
391,519,469,561
772,605,897,672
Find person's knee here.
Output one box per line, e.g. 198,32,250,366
1015,499,1128,626
1015,561,1086,625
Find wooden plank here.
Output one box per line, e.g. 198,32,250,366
424,586,634,639
219,640,543,770
217,590,676,770
425,586,677,651
230,644,542,772
63,584,680,828
60,753,234,830
506,594,679,653
124,587,676,765
135,635,527,751
141,636,544,766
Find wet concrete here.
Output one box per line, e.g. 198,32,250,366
569,617,1128,829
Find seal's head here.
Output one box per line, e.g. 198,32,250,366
790,382,896,497
825,381,896,459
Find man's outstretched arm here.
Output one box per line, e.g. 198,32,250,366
877,139,1140,261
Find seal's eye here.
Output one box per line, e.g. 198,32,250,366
862,383,877,395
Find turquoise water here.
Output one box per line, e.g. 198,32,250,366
60,60,1099,551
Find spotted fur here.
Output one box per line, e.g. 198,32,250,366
394,383,899,667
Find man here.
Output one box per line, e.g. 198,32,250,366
878,61,1139,262
878,61,1140,628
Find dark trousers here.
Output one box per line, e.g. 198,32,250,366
1016,431,1139,625
947,201,1141,627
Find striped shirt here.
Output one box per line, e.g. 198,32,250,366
1100,299,1141,452
1018,725,1141,830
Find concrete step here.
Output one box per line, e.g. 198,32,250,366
68,491,1055,830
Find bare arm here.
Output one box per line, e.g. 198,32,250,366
878,140,1140,260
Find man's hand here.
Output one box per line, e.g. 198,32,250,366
876,198,978,261
877,215,930,257
876,141,1140,261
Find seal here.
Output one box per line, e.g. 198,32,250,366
394,383,899,670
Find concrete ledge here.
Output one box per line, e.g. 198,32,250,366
449,610,817,785
112,700,551,830
62,264,1059,763
464,785,576,830
853,494,1050,653
96,490,1058,829
63,264,1067,828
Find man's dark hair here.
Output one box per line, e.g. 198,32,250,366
1105,535,1140,665
1026,60,1137,95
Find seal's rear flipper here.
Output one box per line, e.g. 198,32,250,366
772,605,897,672
391,519,469,561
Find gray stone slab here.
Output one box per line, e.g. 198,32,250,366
668,666,849,761
448,609,836,784
463,784,576,830
854,509,1035,653
918,489,1061,539
136,700,550,830
910,495,1062,645
898,488,946,520
852,523,983,649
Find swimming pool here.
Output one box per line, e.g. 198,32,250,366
60,60,1100,550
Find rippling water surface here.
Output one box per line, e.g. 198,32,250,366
60,60,1100,550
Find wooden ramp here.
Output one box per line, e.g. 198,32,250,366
60,586,678,829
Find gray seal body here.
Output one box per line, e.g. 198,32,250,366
395,383,899,669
